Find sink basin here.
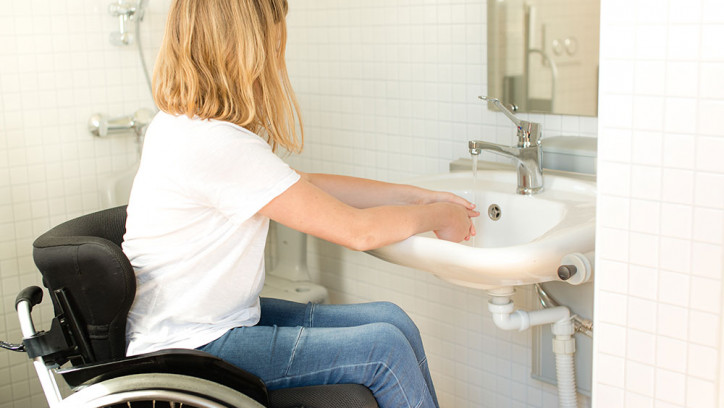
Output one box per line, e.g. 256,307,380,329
366,169,596,290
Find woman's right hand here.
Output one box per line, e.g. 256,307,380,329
431,202,480,242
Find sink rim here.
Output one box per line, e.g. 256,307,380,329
366,168,597,289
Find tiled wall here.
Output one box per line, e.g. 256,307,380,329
0,1,169,406
9,1,722,408
284,2,596,408
594,0,724,406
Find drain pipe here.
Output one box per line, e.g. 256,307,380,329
487,287,578,408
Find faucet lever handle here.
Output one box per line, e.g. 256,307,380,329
479,96,541,146
479,96,522,127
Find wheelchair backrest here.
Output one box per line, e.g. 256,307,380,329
32,205,135,364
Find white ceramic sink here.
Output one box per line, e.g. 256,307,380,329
367,169,596,290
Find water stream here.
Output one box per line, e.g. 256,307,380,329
471,154,479,247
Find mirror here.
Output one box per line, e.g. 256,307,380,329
487,0,600,117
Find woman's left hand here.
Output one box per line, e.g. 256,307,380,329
414,189,477,212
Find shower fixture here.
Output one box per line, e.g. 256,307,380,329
88,108,155,138
108,0,146,46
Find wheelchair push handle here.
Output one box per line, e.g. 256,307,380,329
16,286,44,312
2,286,43,353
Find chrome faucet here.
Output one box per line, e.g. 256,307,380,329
469,96,543,195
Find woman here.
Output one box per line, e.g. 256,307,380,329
122,1,479,407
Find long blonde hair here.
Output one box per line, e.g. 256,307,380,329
154,0,303,153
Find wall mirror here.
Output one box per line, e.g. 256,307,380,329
487,0,600,117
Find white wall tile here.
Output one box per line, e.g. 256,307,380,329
662,133,696,170
596,2,724,405
669,0,702,24
687,344,718,381
660,203,693,239
694,172,724,208
701,25,724,61
663,97,698,133
630,165,662,201
629,231,660,268
658,271,691,307
625,392,654,407
626,361,656,396
656,303,689,341
631,130,662,166
702,0,724,23
659,237,692,274
661,169,695,205
698,101,724,138
596,354,627,388
628,265,660,300
687,310,719,348
635,25,669,60
634,61,666,96
627,329,657,365
667,25,702,61
630,199,661,234
700,63,724,99
657,336,688,373
686,377,717,408
655,369,687,405
627,297,658,333
690,242,723,279
692,207,724,244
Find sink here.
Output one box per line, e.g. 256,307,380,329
366,169,596,290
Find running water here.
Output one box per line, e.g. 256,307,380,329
472,154,478,183
471,154,479,247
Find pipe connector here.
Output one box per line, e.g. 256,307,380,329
488,301,532,331
553,336,576,355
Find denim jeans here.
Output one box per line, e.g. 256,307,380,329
197,298,439,408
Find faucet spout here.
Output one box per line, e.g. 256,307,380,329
468,140,519,157
468,140,543,195
473,96,545,195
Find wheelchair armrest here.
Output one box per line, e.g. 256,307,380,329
57,348,269,406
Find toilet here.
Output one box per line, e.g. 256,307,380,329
101,165,329,304
261,221,329,304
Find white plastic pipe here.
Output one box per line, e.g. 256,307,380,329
487,288,578,408
554,350,578,407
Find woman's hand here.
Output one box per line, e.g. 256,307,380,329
412,188,480,241
415,189,476,210
430,202,479,242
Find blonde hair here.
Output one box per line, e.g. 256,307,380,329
154,0,302,153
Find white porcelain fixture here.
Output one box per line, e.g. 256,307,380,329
367,169,596,290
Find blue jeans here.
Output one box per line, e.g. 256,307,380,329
197,298,439,408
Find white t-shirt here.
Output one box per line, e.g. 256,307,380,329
122,112,300,356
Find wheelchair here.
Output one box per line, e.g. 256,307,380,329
1,205,378,408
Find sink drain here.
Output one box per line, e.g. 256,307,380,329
488,204,502,221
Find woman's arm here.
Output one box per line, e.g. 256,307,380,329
299,171,476,210
259,176,479,252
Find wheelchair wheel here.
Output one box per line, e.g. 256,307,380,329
60,373,266,408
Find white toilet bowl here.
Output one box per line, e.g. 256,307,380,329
261,221,328,304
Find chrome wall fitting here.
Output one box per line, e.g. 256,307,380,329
89,108,155,138
108,0,145,46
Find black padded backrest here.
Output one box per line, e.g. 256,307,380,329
32,205,135,363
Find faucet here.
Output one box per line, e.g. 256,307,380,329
469,96,543,195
